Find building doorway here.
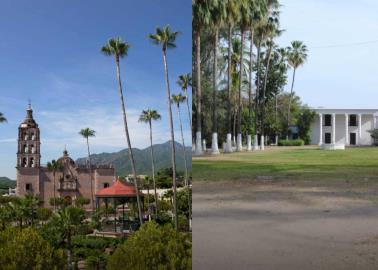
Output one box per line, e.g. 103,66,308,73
350,133,356,145
64,196,72,205
325,133,331,144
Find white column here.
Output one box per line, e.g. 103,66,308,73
211,133,220,154
345,113,349,145
373,115,377,129
318,113,323,145
332,113,336,144
358,114,362,145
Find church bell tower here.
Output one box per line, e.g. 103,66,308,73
17,104,41,168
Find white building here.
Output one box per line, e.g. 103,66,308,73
310,109,378,149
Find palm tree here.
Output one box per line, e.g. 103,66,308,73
148,25,180,229
209,0,225,155
79,128,96,212
0,112,7,123
193,0,211,155
55,206,85,270
47,160,62,212
286,40,308,139
101,37,143,225
235,0,250,152
177,73,192,134
171,93,191,229
260,15,281,150
224,0,240,153
138,109,161,215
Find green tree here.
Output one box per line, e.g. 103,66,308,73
55,206,86,270
172,93,191,229
368,129,378,146
139,109,161,215
286,40,308,138
36,207,53,225
193,0,211,155
177,73,192,133
101,37,143,225
79,128,96,211
149,25,180,230
107,222,192,270
74,196,91,208
47,159,62,212
0,227,66,270
0,204,12,230
297,108,316,144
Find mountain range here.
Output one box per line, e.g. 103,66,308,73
76,141,192,176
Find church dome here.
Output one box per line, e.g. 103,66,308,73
57,149,76,166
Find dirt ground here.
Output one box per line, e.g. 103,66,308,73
193,179,378,270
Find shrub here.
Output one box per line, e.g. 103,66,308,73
368,129,378,146
278,139,305,146
0,227,66,270
107,222,192,270
75,197,90,208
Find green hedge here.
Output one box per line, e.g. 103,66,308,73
278,139,305,146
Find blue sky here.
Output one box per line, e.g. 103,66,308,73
0,0,191,178
278,0,378,109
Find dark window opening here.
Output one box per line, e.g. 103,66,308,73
324,115,332,126
325,133,331,144
350,133,356,145
26,183,32,192
103,183,110,188
349,115,357,126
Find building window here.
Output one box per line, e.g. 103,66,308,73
22,158,27,167
26,183,32,192
325,133,331,144
24,134,28,140
349,115,357,126
24,144,28,153
30,157,35,168
324,115,332,126
103,183,110,188
31,133,35,140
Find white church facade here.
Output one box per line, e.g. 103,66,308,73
310,109,378,149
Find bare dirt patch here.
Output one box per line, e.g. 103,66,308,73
193,179,378,270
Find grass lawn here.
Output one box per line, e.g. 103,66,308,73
193,146,378,182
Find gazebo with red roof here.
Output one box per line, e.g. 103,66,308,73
96,179,144,232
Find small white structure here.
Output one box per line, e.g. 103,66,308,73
310,109,378,149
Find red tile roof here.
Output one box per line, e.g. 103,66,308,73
96,179,143,197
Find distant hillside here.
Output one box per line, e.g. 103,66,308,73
76,141,192,176
0,177,16,194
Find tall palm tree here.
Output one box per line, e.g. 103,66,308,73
79,128,96,212
177,73,192,135
101,37,143,225
47,160,62,212
171,93,192,229
234,0,251,152
286,40,308,139
138,109,161,215
193,0,211,155
224,0,240,153
55,206,85,270
148,25,180,230
209,0,225,154
0,112,6,123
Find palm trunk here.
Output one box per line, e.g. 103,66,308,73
195,30,202,155
86,137,95,212
287,68,296,139
255,36,263,141
148,120,158,215
115,56,143,225
227,24,233,135
248,28,254,139
261,39,274,146
212,28,218,133
237,29,245,151
162,48,178,230
185,91,192,133
53,172,56,212
176,103,191,229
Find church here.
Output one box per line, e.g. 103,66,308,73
16,105,115,209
